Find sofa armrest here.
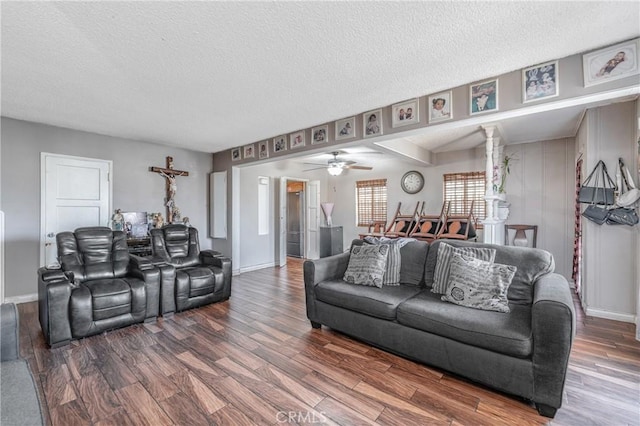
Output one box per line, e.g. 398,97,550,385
129,254,154,271
38,267,73,348
200,250,222,261
303,252,350,325
1,303,19,361
531,273,575,410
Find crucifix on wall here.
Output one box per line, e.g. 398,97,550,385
149,156,189,224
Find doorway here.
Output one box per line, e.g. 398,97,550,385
286,181,305,258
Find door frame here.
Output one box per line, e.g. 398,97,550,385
40,153,113,267
278,176,314,266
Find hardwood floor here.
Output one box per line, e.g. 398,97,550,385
18,258,640,425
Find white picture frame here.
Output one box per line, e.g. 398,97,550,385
311,125,328,144
428,91,452,123
470,79,498,115
243,144,255,159
290,131,305,149
258,140,269,159
363,109,383,138
583,38,639,87
391,98,419,128
523,60,559,103
231,148,241,161
273,135,287,153
335,117,355,141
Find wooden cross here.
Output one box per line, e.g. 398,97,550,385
149,156,189,224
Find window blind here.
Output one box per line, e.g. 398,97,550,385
356,179,387,227
443,172,485,224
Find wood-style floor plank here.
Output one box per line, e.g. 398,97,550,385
18,257,640,426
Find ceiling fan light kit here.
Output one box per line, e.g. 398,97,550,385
304,151,373,175
327,165,343,176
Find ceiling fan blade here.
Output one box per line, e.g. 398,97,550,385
303,166,329,172
346,165,373,170
341,160,357,166
303,162,328,166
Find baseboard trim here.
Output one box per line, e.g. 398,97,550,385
585,307,636,324
5,293,38,304
239,261,276,274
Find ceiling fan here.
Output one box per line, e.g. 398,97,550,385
303,151,373,176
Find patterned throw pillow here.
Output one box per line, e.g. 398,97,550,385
431,242,496,294
343,244,389,288
441,253,517,313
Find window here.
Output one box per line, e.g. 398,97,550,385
356,179,387,226
443,172,485,225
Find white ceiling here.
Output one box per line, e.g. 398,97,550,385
2,2,639,155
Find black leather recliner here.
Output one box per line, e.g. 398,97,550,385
150,224,231,313
38,227,160,348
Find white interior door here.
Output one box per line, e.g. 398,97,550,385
41,153,112,267
306,180,320,260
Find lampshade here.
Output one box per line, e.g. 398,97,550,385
327,165,343,176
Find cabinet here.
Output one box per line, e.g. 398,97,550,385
127,238,152,257
320,226,343,258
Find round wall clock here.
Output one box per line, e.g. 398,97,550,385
401,171,425,194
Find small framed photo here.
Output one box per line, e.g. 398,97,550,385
258,140,269,159
428,91,452,123
231,148,241,161
243,144,255,159
335,117,355,141
290,131,305,149
363,109,383,138
583,38,639,87
273,135,287,153
470,79,498,115
523,60,558,103
311,125,328,144
392,99,419,128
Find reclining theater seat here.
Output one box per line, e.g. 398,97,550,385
150,224,232,313
38,227,160,348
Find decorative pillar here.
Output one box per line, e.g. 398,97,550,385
481,126,508,245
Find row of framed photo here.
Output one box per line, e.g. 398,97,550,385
232,38,639,162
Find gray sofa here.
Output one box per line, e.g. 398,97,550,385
303,239,575,418
1,303,44,425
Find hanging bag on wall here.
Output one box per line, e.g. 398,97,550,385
582,204,610,225
606,207,639,226
606,158,639,226
578,160,616,205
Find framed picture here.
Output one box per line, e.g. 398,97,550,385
363,109,383,138
258,140,269,159
428,91,452,123
273,135,287,153
470,79,498,115
392,99,419,128
335,117,355,141
523,60,558,103
311,125,328,144
231,148,241,161
243,144,255,159
583,38,639,87
290,131,305,149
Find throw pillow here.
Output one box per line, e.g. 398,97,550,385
363,237,415,285
343,244,389,288
431,242,496,294
441,253,517,313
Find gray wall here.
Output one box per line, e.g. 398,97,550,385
1,117,213,299
577,101,639,321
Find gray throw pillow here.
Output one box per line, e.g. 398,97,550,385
441,253,517,313
431,242,496,294
343,244,389,288
363,237,406,285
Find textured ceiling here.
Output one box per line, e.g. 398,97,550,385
2,2,639,154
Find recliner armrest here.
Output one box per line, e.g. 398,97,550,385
38,267,73,348
200,250,223,263
129,254,154,271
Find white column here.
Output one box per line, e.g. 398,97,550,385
482,126,507,245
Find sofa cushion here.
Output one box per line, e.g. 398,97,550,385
425,240,554,305
441,253,517,313
83,279,132,321
315,280,422,320
431,242,496,294
397,291,532,358
343,245,389,288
